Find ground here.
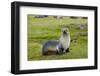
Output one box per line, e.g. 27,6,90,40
28,15,88,61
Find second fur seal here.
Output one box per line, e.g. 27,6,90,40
42,28,70,55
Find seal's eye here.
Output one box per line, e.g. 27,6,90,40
63,29,67,32
62,28,69,33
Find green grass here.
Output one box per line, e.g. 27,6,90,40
28,15,88,61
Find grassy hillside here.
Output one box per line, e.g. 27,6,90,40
28,15,88,61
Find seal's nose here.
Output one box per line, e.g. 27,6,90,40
63,30,67,34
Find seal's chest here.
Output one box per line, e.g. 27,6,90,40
60,36,70,49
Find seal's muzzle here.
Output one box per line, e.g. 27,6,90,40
63,30,67,34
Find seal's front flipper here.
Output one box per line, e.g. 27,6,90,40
65,48,69,53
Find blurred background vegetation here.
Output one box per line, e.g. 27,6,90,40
28,15,88,61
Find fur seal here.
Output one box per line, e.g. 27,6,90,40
42,27,70,55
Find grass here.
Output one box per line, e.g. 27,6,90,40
28,15,88,61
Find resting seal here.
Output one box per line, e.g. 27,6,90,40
42,28,70,55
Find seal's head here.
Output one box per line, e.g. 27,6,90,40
61,28,69,36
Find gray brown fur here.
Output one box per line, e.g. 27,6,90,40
42,28,70,55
